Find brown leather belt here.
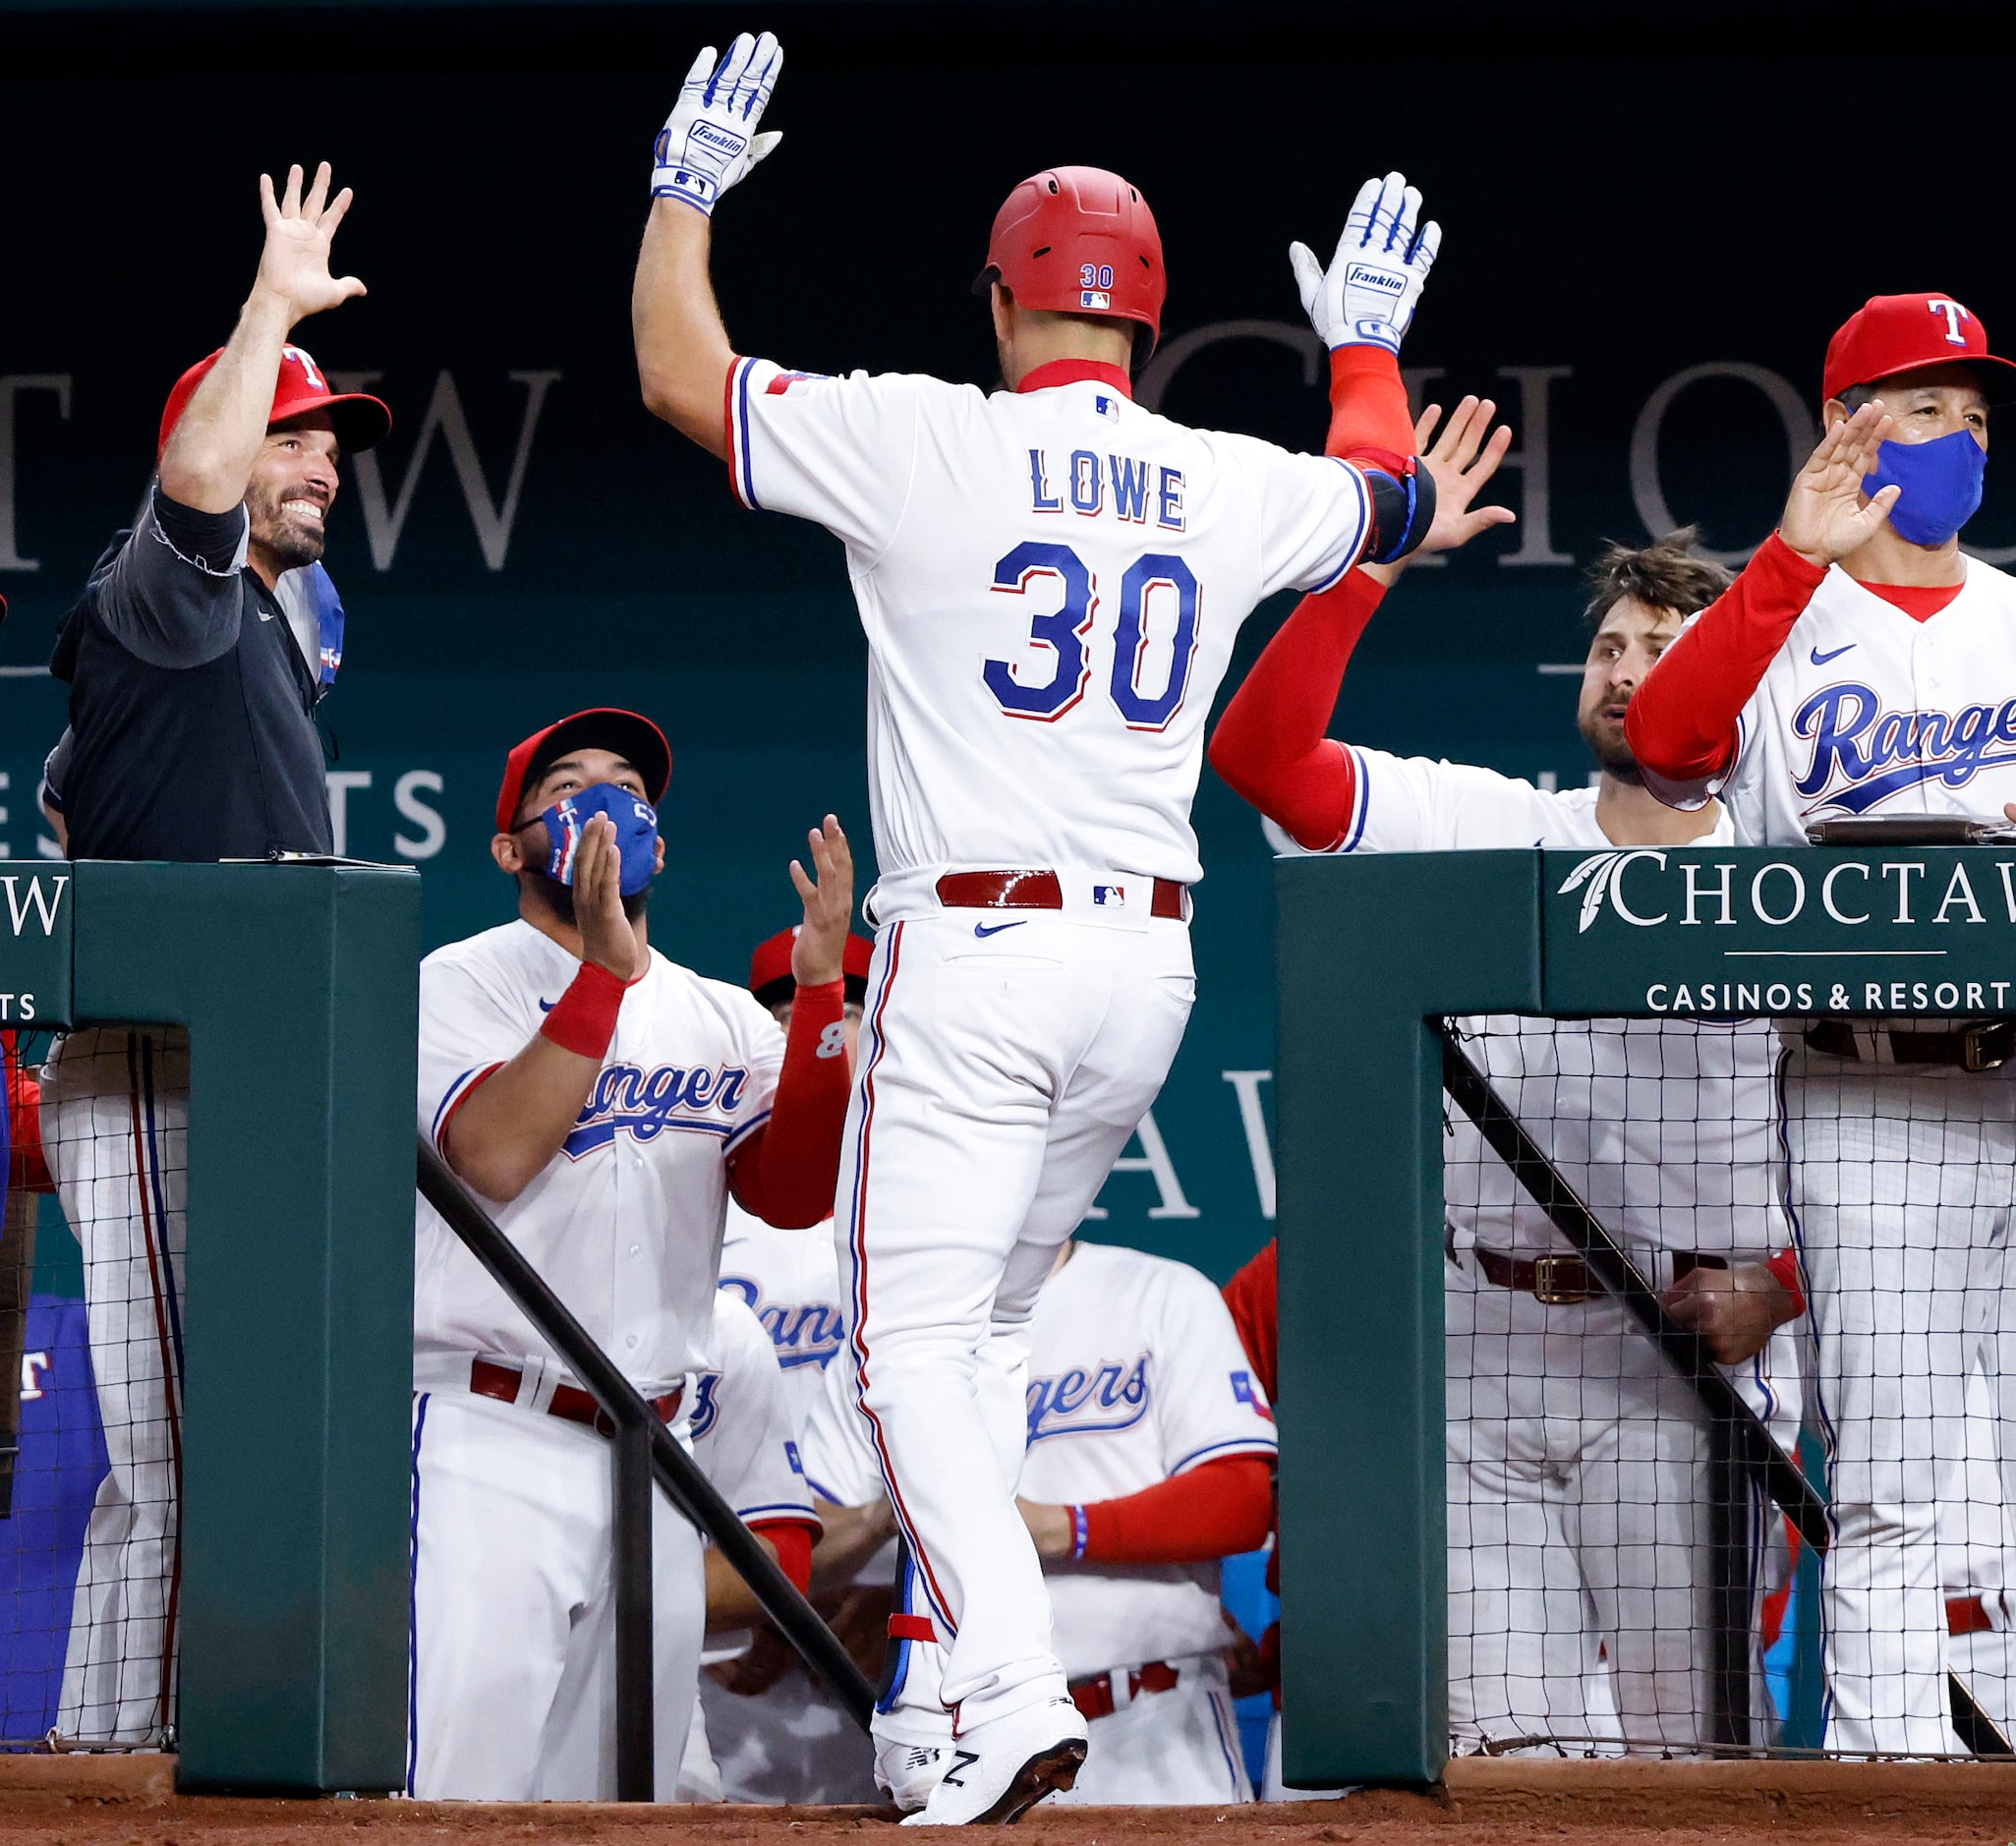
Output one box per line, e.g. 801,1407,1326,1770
1068,1660,1180,1721
470,1357,682,1438
1472,1247,1604,1305
1949,1594,1996,1638
1805,1018,2015,1072
934,869,1188,921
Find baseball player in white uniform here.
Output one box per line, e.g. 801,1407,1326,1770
1628,293,2016,1754
811,1239,1277,1810
633,31,1437,1817
1211,401,1806,1753
1936,1348,2016,1745
408,707,854,1798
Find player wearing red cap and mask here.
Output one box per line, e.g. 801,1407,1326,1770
630,31,1438,1821
1627,295,2016,1754
408,710,854,1798
38,162,388,1751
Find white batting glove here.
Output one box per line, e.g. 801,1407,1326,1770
651,32,783,213
1289,172,1441,354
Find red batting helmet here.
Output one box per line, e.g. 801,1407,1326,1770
975,167,1166,354
158,344,391,458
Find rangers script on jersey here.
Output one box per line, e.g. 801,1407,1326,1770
725,360,1374,884
1710,556,2016,845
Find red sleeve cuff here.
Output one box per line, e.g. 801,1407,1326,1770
539,959,629,1061
1079,1454,1274,1564
751,1518,818,1595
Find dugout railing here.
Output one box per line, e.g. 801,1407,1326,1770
1274,842,2016,1790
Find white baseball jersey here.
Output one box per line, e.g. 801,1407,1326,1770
717,1202,846,1434
415,920,782,1392
1677,556,2016,845
689,1291,818,1531
1019,1242,1277,1678
725,359,1374,884
1323,759,1787,1259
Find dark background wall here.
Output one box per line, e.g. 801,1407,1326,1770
6,3,2015,1278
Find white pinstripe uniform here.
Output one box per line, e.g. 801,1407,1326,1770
724,354,1372,1739
42,1028,188,1746
1651,555,2016,1753
1311,757,1802,1753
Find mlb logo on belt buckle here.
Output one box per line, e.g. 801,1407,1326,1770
1092,884,1126,907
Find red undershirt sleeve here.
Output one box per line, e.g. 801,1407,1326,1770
5,1055,53,1195
1624,532,1828,793
1324,347,1416,478
1078,1453,1274,1565
751,1518,817,1595
727,979,850,1229
1208,571,1388,849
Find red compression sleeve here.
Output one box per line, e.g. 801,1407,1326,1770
1325,347,1416,477
1208,572,1388,849
1078,1454,1274,1565
1222,1240,1280,1408
539,959,628,1061
752,1519,818,1595
727,979,850,1229
1624,533,1828,789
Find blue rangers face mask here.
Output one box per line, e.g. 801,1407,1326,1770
1863,428,1987,548
541,783,661,896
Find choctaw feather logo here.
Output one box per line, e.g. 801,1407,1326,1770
1558,849,1669,933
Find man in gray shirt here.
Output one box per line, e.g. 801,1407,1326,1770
40,160,388,1749
51,158,388,862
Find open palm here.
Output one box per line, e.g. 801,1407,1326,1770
254,162,366,327
1779,402,1898,567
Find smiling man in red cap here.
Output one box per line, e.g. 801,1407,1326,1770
1626,296,2016,1755
36,161,391,1753
408,709,858,1798
49,160,388,867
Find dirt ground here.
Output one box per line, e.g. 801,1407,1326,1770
5,1758,2016,1846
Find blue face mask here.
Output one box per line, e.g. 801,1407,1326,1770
1862,428,1987,548
540,783,660,896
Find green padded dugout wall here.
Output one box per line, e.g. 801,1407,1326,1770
3,862,419,1793
1275,842,2016,1789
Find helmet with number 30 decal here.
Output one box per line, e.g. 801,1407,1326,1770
974,166,1167,357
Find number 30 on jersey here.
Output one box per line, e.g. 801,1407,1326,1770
983,541,1200,732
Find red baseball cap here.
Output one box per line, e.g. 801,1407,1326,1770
749,925,875,1009
157,344,392,458
494,708,673,833
1822,293,2016,404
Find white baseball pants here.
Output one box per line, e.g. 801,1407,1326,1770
1783,1049,2016,1757
42,1026,189,1747
839,900,1194,1732
1446,1254,1801,1755
1047,1653,1251,1805
407,1390,705,1799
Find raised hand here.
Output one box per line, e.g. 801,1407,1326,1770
253,163,366,328
652,31,784,213
788,815,855,987
1290,172,1441,354
574,815,641,982
1361,396,1516,587
1779,402,1899,568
